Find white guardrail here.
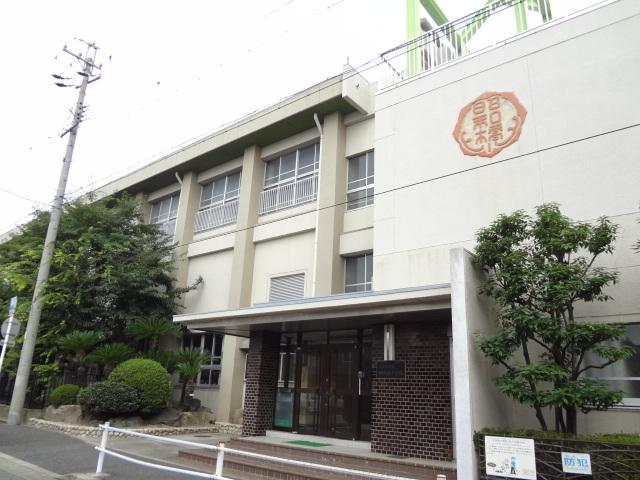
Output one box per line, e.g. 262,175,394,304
95,422,429,480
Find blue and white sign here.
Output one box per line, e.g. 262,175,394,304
561,452,592,475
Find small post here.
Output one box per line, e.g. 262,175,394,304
96,421,110,474
215,442,225,478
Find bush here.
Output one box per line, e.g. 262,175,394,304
77,382,140,417
108,358,171,414
49,384,81,407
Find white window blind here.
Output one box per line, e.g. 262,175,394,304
270,273,305,302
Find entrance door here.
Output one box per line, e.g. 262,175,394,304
296,344,360,439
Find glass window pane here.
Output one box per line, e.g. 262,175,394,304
348,155,366,185
367,151,375,176
169,194,180,219
226,173,240,198
200,369,211,385
157,198,170,221
150,203,161,223
214,335,223,357
298,145,316,176
265,159,279,186
365,253,373,285
200,183,213,208
280,152,296,180
345,256,358,285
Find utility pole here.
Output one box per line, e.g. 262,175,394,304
7,41,101,425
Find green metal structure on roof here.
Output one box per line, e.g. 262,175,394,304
405,0,553,76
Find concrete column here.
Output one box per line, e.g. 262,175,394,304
218,145,262,423
228,145,262,308
134,192,152,223
242,331,280,436
173,172,200,288
313,112,347,296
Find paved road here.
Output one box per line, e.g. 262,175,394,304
0,423,227,479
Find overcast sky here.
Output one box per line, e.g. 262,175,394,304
0,0,597,234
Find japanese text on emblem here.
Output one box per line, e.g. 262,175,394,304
453,92,527,158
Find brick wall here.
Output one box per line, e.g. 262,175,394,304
242,331,280,436
371,322,453,461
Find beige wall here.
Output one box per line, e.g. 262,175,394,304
183,250,234,313
374,1,640,326
251,231,315,304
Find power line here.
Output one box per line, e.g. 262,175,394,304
0,187,48,206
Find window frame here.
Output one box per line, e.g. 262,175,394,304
199,171,241,211
344,252,373,293
150,193,180,237
183,333,224,387
346,150,374,211
584,323,640,408
263,143,320,190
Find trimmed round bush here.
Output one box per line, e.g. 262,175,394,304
49,384,81,407
78,381,140,417
108,358,171,414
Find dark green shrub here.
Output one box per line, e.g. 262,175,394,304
108,358,171,414
77,382,140,417
49,384,81,407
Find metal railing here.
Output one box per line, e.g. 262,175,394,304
259,174,318,215
94,422,424,480
379,0,557,89
193,199,239,233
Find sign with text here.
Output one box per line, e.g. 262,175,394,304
453,91,527,158
485,436,536,479
561,452,592,475
376,360,405,379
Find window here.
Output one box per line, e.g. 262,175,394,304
183,333,224,386
269,273,305,302
347,151,374,210
260,143,320,214
345,253,373,293
150,193,180,237
584,324,640,407
200,172,240,209
194,172,241,232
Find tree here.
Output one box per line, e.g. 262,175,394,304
0,195,198,377
474,203,633,434
176,348,209,408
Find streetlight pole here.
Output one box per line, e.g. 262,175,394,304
7,42,101,425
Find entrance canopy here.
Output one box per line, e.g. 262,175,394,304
173,284,451,336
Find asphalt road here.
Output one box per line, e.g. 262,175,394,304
0,423,221,479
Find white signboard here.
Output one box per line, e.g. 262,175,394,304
561,452,592,475
485,436,537,480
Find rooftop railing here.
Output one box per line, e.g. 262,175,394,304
379,0,604,90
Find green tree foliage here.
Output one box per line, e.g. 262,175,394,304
78,381,140,417
49,384,81,407
0,195,197,372
474,204,633,434
108,358,171,414
125,317,180,352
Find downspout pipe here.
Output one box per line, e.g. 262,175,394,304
311,113,323,297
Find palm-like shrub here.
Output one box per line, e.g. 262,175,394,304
108,358,171,414
90,343,135,366
58,330,102,356
176,348,209,407
143,349,180,374
125,317,179,351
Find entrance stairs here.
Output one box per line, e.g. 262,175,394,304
178,434,457,480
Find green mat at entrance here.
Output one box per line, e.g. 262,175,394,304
285,440,332,447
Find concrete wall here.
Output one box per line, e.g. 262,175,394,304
374,0,640,324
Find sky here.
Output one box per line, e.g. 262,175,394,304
0,0,599,234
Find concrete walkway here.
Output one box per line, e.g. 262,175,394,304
0,422,231,479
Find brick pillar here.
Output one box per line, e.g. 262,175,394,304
242,331,280,436
371,322,453,461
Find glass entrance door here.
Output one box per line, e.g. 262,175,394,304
275,330,371,440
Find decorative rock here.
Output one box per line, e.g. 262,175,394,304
179,411,216,427
44,405,83,424
110,416,144,428
147,407,181,426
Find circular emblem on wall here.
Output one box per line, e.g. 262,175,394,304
452,91,527,158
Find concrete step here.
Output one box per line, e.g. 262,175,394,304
178,438,457,480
